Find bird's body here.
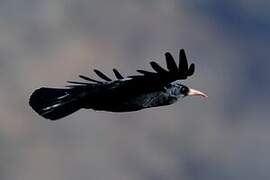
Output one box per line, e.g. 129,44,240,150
86,80,181,112
29,49,207,120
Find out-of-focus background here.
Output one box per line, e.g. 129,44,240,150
1,1,270,180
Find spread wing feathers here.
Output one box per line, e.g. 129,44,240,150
67,68,125,87
67,49,194,88
94,69,112,81
136,70,157,76
79,75,102,83
113,69,124,79
179,49,188,72
130,49,195,83
150,61,168,74
165,52,178,73
187,64,195,76
66,81,92,85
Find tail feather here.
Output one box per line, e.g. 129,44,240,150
29,88,82,120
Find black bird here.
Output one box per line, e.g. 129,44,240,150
29,49,207,120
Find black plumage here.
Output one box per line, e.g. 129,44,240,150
29,49,207,120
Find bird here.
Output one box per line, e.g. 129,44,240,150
29,49,207,120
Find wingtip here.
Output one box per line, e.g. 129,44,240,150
165,52,178,73
165,52,172,58
180,49,185,53
187,63,195,76
150,61,168,74
112,68,124,79
93,69,112,81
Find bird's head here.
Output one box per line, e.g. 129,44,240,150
168,80,208,98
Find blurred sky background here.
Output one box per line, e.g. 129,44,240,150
0,0,270,180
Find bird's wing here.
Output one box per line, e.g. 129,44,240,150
126,49,195,89
66,67,125,87
130,49,194,81
66,49,195,95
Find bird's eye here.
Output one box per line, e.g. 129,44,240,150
180,86,189,95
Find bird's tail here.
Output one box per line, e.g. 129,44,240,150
29,88,83,120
